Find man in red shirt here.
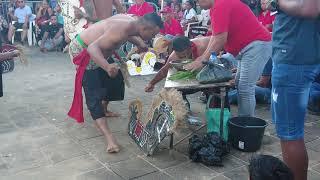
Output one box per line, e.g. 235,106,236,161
159,7,184,36
186,0,272,117
257,0,275,32
127,0,154,16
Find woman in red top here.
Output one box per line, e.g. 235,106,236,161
127,0,154,16
159,7,184,36
257,0,275,32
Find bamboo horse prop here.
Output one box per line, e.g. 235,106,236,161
128,89,188,155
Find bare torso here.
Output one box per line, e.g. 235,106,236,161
80,14,137,47
191,36,210,57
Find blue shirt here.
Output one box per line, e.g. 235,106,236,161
14,6,32,23
272,11,320,65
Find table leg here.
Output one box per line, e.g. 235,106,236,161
173,124,206,147
219,87,226,137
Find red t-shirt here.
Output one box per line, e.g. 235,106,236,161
257,11,275,32
127,2,154,17
160,18,184,36
210,0,271,56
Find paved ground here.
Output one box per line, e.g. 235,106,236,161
0,47,319,180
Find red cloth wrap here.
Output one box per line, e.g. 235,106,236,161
68,49,90,123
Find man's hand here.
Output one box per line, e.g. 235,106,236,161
145,83,155,92
184,56,205,71
106,63,120,78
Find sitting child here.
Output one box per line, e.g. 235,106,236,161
249,155,294,180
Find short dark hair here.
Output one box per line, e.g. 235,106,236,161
249,155,294,180
142,13,164,29
186,0,195,8
50,14,57,18
172,36,192,52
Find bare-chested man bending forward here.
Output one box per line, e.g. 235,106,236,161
68,13,163,153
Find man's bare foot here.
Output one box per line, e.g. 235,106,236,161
105,134,120,153
105,111,121,117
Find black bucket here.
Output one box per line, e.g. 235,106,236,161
228,117,268,152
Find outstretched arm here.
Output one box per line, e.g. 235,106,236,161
184,32,228,71
145,52,179,92
278,0,320,18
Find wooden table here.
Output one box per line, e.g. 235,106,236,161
165,68,232,149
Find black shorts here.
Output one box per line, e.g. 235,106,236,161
14,23,29,29
83,64,125,120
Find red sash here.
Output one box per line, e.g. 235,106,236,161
68,49,122,123
68,49,91,123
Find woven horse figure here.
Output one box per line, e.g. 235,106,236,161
128,89,188,155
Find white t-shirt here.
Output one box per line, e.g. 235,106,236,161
200,9,210,26
184,8,196,20
14,6,32,23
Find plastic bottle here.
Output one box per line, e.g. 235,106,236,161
209,52,217,63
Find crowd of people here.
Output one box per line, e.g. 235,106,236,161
0,0,319,180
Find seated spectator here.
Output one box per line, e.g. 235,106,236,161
199,9,210,27
249,155,294,180
229,58,272,104
308,74,320,115
49,0,57,9
36,0,53,41
7,0,32,44
173,3,183,22
39,15,63,52
257,0,275,32
55,5,64,25
159,7,183,36
181,0,197,27
171,0,181,9
128,0,154,16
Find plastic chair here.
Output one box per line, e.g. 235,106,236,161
184,15,209,38
11,15,37,46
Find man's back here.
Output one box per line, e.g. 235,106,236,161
80,14,136,45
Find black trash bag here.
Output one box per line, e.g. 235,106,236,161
196,61,232,84
188,135,203,162
189,132,230,166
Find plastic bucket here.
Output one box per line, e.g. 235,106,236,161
228,117,268,152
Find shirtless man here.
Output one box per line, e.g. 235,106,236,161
68,13,163,153
145,36,210,92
